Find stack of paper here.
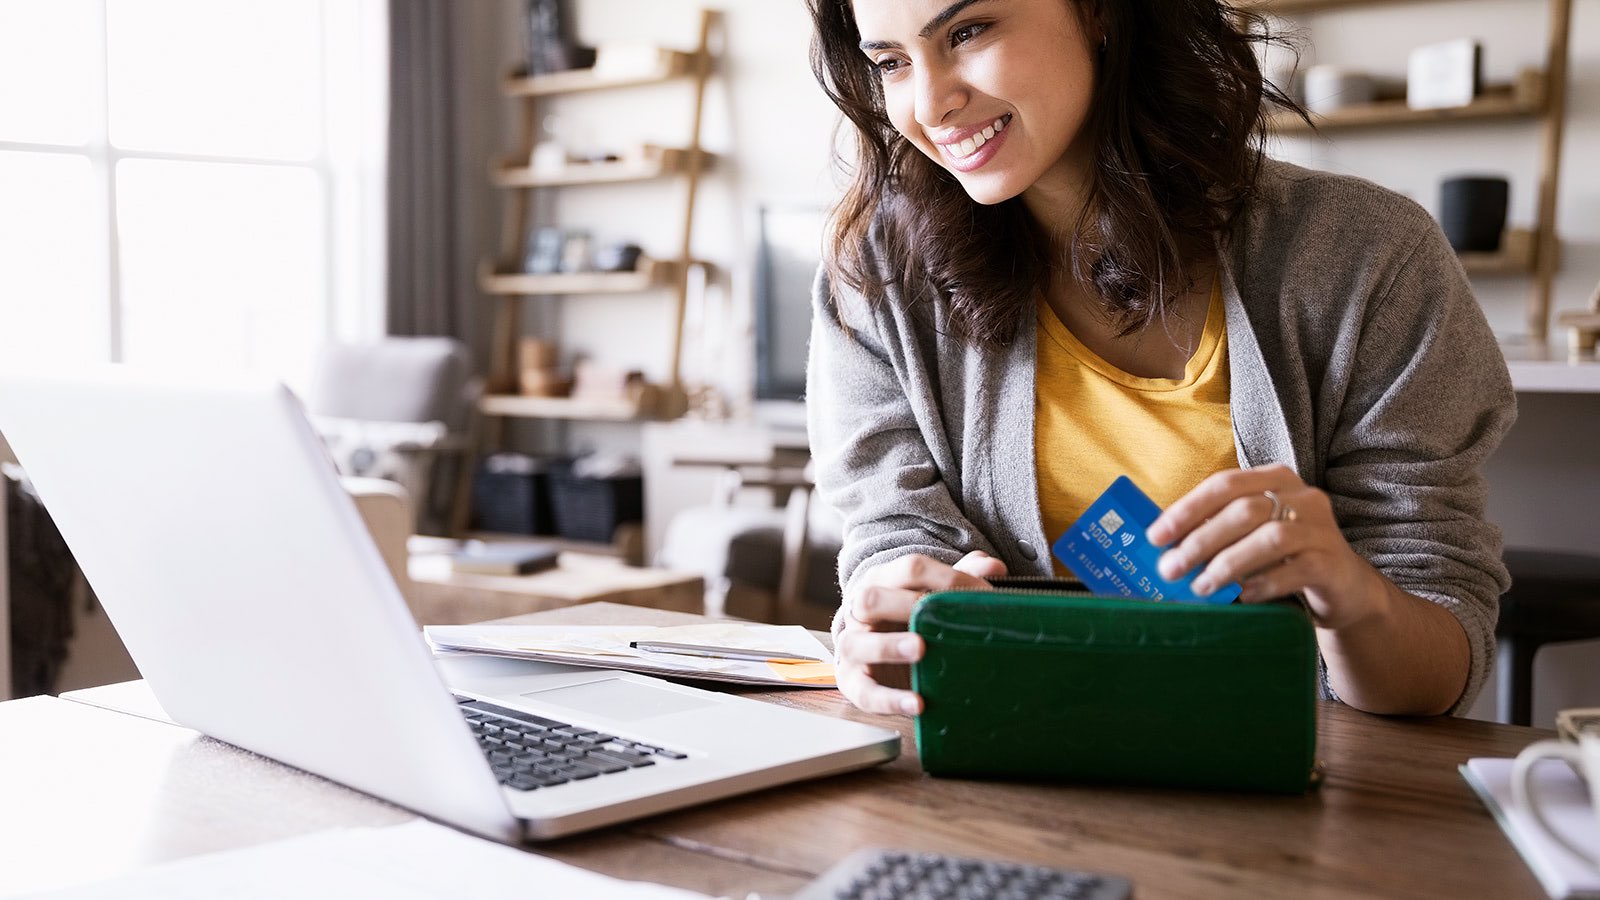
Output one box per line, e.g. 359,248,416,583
1460,757,1600,899
425,622,837,688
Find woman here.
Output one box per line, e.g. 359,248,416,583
804,0,1514,719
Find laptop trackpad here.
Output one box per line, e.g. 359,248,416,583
521,678,717,721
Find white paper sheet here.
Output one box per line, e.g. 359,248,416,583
21,819,714,899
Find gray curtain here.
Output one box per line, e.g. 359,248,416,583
387,0,465,338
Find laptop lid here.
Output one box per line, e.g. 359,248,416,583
0,366,519,843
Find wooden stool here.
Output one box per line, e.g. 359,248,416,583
1496,548,1600,725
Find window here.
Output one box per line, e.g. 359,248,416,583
0,0,387,389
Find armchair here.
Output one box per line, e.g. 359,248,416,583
656,459,842,629
306,337,481,536
343,476,414,609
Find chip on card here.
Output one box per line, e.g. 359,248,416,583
1052,475,1241,605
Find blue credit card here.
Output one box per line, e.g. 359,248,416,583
1053,475,1241,605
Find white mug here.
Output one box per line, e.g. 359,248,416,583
1512,730,1600,867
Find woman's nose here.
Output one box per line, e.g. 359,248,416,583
913,60,967,129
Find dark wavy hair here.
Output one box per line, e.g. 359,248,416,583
808,0,1305,341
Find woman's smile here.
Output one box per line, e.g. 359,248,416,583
932,113,1012,172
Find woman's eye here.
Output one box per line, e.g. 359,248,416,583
872,57,905,76
950,23,988,46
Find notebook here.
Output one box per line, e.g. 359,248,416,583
425,622,838,687
1460,757,1600,899
0,366,899,842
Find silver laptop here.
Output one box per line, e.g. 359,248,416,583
0,365,899,842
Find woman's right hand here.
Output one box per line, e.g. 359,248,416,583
836,550,1007,715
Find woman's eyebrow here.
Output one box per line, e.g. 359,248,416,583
918,0,991,38
858,0,994,51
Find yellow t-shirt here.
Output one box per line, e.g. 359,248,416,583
1035,283,1238,574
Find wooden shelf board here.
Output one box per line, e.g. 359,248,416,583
445,533,632,561
479,393,657,422
493,148,710,188
1460,229,1538,276
1240,0,1438,13
503,50,700,97
479,258,677,296
1270,75,1544,133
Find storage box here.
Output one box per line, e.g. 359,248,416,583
547,470,643,543
470,453,560,535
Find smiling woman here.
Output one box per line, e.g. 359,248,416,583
803,0,1519,723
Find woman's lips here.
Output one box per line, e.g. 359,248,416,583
937,113,1011,173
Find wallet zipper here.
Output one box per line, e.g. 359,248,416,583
981,576,1096,598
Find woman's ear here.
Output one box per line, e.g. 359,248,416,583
1076,0,1108,51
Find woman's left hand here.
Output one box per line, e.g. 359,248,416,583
1146,464,1386,631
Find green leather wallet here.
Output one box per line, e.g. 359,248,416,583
909,579,1319,793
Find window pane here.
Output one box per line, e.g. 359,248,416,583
117,159,325,382
0,151,107,364
106,0,322,160
0,1,99,145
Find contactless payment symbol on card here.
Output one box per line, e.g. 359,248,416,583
1052,475,1240,605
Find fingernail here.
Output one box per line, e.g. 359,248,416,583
898,636,921,660
1158,552,1181,580
1192,575,1214,594
899,696,920,715
1148,519,1169,544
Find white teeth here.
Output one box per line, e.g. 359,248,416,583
945,115,1009,159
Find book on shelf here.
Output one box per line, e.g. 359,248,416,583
449,542,560,576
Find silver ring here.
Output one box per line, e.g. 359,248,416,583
1263,490,1297,523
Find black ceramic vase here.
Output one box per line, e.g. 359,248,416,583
1440,176,1509,254
525,0,596,75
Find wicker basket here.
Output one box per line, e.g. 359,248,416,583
547,470,643,543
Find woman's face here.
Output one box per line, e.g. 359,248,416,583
852,0,1098,211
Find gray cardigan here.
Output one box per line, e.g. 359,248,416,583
806,159,1515,715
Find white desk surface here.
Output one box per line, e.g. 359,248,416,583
1501,342,1600,393
0,695,411,897
1,686,804,898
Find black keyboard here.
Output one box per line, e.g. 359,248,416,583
455,697,687,792
791,849,1132,900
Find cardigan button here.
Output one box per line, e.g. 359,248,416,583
1016,540,1038,561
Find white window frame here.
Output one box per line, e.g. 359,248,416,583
0,0,388,377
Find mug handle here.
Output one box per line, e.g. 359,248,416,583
1511,739,1598,867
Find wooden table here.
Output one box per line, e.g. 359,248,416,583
404,551,703,625
492,604,1557,899
32,602,1555,899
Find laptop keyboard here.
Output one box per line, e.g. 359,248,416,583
456,698,688,792
792,849,1132,900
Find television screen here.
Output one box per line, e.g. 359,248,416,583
754,206,827,403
